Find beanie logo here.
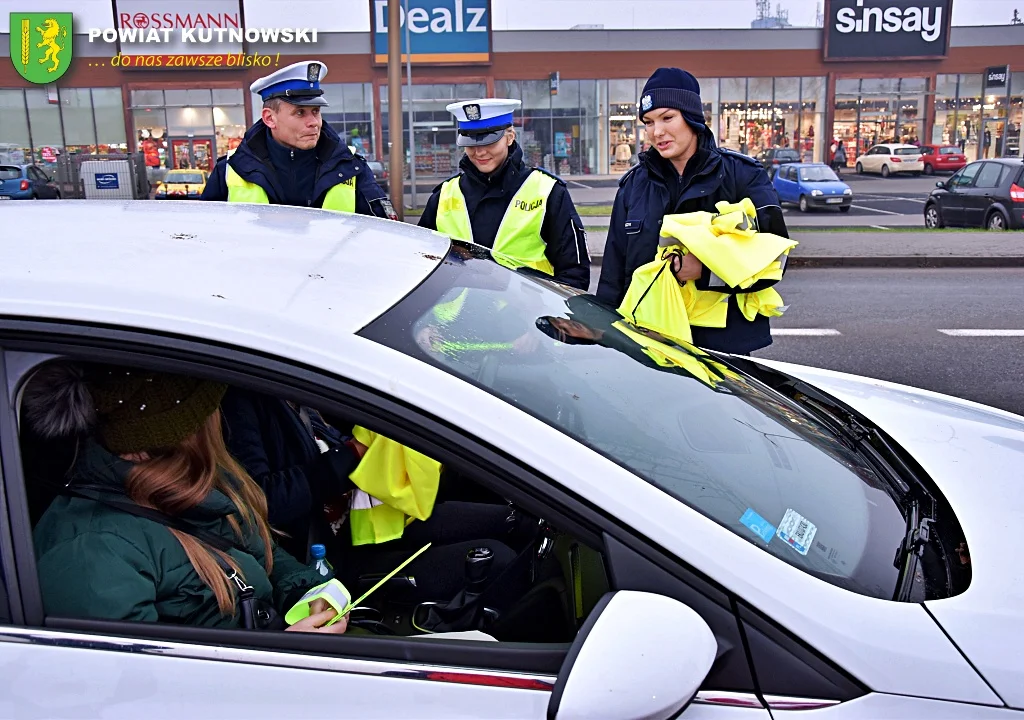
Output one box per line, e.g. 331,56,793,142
640,94,652,112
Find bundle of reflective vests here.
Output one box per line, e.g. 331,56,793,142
617,198,797,348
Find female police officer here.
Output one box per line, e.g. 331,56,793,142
418,99,590,291
596,68,790,355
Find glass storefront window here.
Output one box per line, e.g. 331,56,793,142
0,89,31,164
697,78,718,147
719,78,746,153
772,77,800,156
131,90,164,107
934,74,959,147
322,83,374,158
214,105,246,159
608,79,637,172
167,107,214,137
134,107,169,177
800,76,826,163
26,88,63,165
164,89,213,107
60,88,97,156
746,78,774,157
833,77,926,164
93,88,127,153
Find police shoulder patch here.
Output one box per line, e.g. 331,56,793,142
373,196,399,221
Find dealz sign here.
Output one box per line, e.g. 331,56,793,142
824,0,952,61
371,0,491,65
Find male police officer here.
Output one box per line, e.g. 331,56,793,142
418,99,590,291
597,68,789,354
202,60,396,219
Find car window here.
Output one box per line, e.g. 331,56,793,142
167,173,204,184
777,150,799,161
362,244,916,601
799,166,840,182
785,166,797,180
367,162,384,172
939,147,961,155
974,163,1007,189
951,163,981,188
893,148,920,156
0,166,19,180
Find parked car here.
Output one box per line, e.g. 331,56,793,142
367,160,389,194
919,144,967,175
0,200,1022,718
756,147,801,179
0,164,61,200
854,144,924,177
924,158,1024,230
772,163,852,212
153,169,207,200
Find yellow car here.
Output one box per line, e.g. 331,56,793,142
155,169,207,199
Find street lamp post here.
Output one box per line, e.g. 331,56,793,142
387,0,404,220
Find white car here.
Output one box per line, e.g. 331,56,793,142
0,201,1021,719
855,143,925,177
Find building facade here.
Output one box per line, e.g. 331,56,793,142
2,18,1023,181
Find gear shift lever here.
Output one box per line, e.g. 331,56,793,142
465,547,493,594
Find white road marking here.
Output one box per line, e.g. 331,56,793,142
569,181,593,189
939,329,1024,337
870,225,890,229
773,329,842,336
850,204,902,215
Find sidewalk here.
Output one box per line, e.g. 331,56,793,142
581,229,1024,267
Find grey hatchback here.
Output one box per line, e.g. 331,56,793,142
924,159,1024,230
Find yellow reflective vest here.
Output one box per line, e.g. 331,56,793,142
434,170,557,276
225,164,356,213
347,426,441,546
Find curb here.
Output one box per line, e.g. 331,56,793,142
588,255,1024,268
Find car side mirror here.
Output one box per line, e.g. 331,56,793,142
935,180,947,189
548,591,716,720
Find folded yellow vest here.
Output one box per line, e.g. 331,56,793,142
348,427,441,546
617,199,796,347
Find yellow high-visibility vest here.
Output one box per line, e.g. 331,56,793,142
435,170,557,276
225,164,356,213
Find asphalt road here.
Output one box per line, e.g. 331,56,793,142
588,267,1024,417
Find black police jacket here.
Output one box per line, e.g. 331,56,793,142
418,142,591,291
201,119,396,219
596,131,789,354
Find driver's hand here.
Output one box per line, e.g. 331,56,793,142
285,598,349,634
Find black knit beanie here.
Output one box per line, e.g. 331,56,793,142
87,366,227,454
639,67,706,132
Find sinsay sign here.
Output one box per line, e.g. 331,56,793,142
824,0,952,61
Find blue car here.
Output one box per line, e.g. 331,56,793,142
0,164,61,201
772,162,852,213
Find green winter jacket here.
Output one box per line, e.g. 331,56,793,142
33,440,327,627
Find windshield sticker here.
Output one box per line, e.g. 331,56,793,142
740,508,776,544
776,508,817,556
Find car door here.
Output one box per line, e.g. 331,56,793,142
773,165,793,203
940,163,981,226
860,146,878,173
27,167,53,198
965,162,1006,227
0,337,776,720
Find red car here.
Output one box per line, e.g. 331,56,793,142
919,144,967,175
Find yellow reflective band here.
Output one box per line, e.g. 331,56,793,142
322,175,356,213
433,288,469,324
435,178,474,242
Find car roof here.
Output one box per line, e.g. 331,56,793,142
0,201,449,339
977,158,1024,166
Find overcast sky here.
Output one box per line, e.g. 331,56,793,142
1,0,1021,33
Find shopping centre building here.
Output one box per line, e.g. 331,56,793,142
2,0,1022,179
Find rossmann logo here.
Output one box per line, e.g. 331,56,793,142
118,12,240,30
835,0,944,42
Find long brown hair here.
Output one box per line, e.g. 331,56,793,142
124,409,274,615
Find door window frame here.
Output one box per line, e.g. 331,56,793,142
0,318,864,702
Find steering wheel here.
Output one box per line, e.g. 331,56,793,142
474,352,501,387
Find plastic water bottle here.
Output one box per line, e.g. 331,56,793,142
310,543,332,578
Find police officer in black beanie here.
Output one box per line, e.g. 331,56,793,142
596,68,789,355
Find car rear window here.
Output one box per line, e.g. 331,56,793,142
167,173,204,184
0,167,21,180
894,148,921,156
939,147,961,155
776,149,800,160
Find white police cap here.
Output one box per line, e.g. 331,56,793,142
446,98,521,147
250,60,329,107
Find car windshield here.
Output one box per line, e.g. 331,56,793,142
776,150,800,160
361,244,908,599
939,147,961,155
168,173,204,184
0,166,21,180
894,148,921,156
799,166,840,182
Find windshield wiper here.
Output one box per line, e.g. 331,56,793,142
894,501,934,601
